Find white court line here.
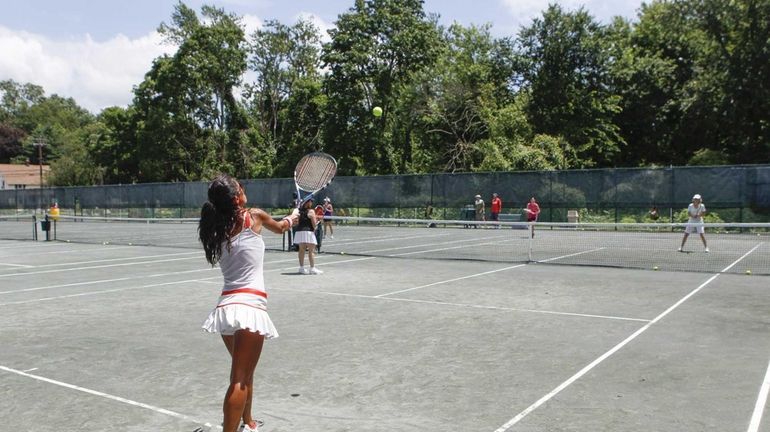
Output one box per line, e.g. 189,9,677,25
275,287,650,323
358,233,506,255
376,264,527,297
0,244,137,256
0,365,218,430
0,255,355,298
0,278,205,306
0,262,34,268
0,256,201,278
492,243,763,432
0,268,216,295
377,247,607,298
15,250,201,269
747,359,770,432
538,247,606,263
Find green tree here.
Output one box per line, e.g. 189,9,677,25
517,4,623,168
414,23,518,172
321,0,442,175
133,3,248,181
694,0,770,163
0,80,45,124
245,18,325,177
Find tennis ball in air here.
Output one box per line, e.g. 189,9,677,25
653,266,659,271
746,269,752,275
340,251,346,255
372,106,383,117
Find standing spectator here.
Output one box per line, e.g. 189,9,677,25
490,193,502,228
525,197,541,238
323,197,334,239
425,202,436,228
679,194,709,253
648,206,660,221
474,194,485,228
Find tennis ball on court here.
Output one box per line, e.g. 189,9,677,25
653,266,659,271
372,106,383,117
340,251,346,255
746,269,752,275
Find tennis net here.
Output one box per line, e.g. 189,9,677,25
50,215,287,251
0,214,38,242
302,216,770,275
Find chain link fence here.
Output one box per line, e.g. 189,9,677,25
2,165,769,222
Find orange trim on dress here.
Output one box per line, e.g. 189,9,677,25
221,288,268,298
215,302,267,311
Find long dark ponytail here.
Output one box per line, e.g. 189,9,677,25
198,174,241,265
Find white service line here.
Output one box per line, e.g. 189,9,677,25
538,247,606,263
492,243,763,432
0,278,204,306
276,287,651,323
0,244,138,257
22,251,201,268
0,262,34,268
0,256,201,278
358,233,506,255
0,268,218,295
0,365,219,430
747,359,770,432
376,264,527,297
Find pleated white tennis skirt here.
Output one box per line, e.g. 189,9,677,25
202,304,278,338
293,230,317,245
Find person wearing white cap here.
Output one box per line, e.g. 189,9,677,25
679,194,709,253
474,194,485,228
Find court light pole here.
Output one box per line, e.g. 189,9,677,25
33,141,45,212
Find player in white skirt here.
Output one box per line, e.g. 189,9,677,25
679,193,709,253
198,174,298,432
294,198,323,274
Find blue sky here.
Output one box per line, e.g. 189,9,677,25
0,0,644,112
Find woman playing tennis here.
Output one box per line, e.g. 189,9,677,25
198,174,298,432
525,196,541,238
295,198,323,274
679,194,709,253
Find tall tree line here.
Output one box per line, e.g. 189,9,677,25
0,0,767,185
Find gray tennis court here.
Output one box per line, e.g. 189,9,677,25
1,224,769,432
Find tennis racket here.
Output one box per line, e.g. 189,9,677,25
294,152,337,208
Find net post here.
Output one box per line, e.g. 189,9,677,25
32,214,38,241
528,223,533,262
44,214,50,241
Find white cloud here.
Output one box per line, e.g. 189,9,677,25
295,12,335,43
499,0,640,33
0,26,175,113
240,14,264,37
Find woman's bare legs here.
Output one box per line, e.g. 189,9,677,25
297,244,307,268
222,330,264,432
307,244,316,267
221,335,258,428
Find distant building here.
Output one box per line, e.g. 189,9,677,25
0,164,51,190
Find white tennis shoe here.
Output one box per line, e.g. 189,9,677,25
299,267,309,275
310,267,323,275
240,421,261,432
705,247,710,253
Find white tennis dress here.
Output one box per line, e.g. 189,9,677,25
202,216,278,338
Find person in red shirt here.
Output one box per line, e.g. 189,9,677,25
525,196,541,238
490,193,502,228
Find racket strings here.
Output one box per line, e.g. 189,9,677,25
296,157,336,191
